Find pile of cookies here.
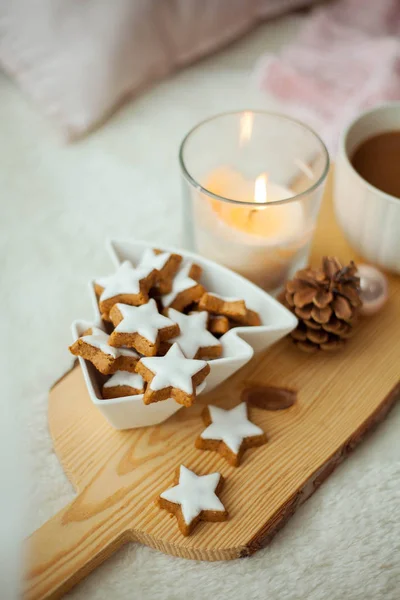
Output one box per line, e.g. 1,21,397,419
69,248,261,406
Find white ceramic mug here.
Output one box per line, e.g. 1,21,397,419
335,103,400,274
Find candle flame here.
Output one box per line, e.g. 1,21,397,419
254,173,268,203
239,111,254,147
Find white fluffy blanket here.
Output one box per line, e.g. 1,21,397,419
0,16,399,600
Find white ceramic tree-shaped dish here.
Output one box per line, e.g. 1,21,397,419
71,239,297,430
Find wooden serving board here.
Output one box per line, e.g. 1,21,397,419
26,173,400,600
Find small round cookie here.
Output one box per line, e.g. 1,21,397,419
135,343,210,406
163,308,222,359
108,299,180,356
102,371,145,399
158,465,228,536
138,248,182,294
69,327,139,375
94,261,157,321
195,402,267,466
161,262,205,312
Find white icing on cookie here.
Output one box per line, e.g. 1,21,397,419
113,299,177,344
166,309,221,359
200,403,263,454
96,260,154,301
96,260,133,289
104,370,145,391
80,327,139,359
138,248,171,271
160,465,225,525
161,262,199,307
140,343,207,394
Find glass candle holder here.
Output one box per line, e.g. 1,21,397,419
179,111,330,294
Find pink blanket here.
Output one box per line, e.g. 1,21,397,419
256,0,400,150
0,0,318,139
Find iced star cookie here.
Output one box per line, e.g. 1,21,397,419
195,402,267,466
162,308,222,359
135,343,210,406
158,465,228,536
208,315,230,336
108,299,180,356
138,248,182,294
160,262,205,312
102,371,145,399
94,261,157,321
69,326,139,375
198,292,247,319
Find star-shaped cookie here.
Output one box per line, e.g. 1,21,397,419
163,308,222,359
195,402,267,466
109,299,180,356
208,315,230,336
161,262,205,312
102,370,145,399
198,292,262,327
135,343,210,406
94,260,157,321
198,292,247,319
138,248,182,294
69,326,139,375
158,465,228,536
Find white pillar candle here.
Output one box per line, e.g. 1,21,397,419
193,167,313,292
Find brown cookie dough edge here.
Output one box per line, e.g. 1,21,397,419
158,468,227,536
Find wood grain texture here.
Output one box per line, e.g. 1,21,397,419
25,172,400,599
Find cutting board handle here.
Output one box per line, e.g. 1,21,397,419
25,496,129,599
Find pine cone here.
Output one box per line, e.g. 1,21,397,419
283,257,362,352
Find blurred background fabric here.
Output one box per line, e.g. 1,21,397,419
0,0,318,139
256,0,400,150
